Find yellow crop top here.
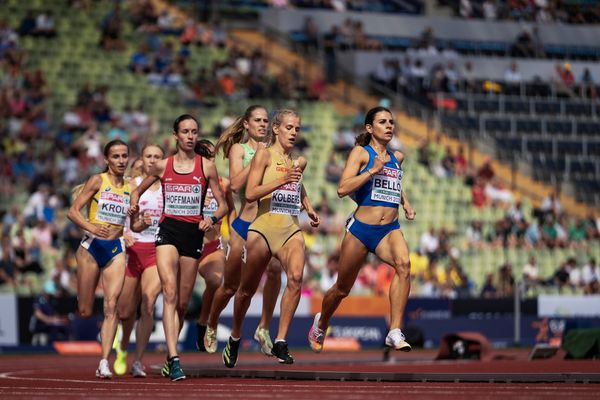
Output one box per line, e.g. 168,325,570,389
88,173,131,227
256,148,302,218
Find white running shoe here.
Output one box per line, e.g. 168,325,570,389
131,360,146,378
385,328,412,352
96,359,113,379
204,326,218,354
308,313,325,353
254,327,273,356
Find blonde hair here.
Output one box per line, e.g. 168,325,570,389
127,158,143,180
71,184,84,202
268,109,300,146
215,105,266,159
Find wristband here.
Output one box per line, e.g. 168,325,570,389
367,169,374,177
210,216,218,224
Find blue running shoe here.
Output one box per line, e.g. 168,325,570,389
169,357,186,381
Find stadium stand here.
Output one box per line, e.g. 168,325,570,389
0,0,598,302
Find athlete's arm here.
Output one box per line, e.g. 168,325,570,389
337,146,383,198
198,158,229,232
401,190,416,220
394,150,405,166
228,143,252,193
245,148,301,202
67,175,109,238
126,178,147,234
394,151,415,220
130,212,152,233
129,159,166,216
222,178,238,225
300,186,320,228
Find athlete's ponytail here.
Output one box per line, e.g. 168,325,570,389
355,106,392,146
71,183,84,202
215,105,266,159
195,139,215,159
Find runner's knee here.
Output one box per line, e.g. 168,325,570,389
395,258,411,279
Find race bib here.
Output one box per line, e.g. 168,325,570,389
270,182,302,216
141,208,162,237
203,188,218,218
371,166,402,205
96,192,129,225
164,183,202,216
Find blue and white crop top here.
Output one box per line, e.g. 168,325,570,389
352,145,403,208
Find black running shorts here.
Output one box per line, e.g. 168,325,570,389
155,217,205,260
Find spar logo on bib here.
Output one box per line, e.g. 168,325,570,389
165,183,202,216
97,191,129,225
371,166,402,205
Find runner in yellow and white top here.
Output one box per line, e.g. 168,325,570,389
222,109,320,368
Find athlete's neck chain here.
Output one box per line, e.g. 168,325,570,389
371,143,387,158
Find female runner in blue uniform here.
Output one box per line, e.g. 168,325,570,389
308,106,416,353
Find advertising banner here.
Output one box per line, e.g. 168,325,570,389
538,295,600,317
0,294,18,345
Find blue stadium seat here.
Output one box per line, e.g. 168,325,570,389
546,120,572,135
495,137,521,152
545,157,567,172
473,99,499,113
576,121,600,135
569,159,594,175
526,138,553,154
566,102,592,117
484,118,510,132
534,101,560,115
505,99,530,114
557,139,583,154
516,119,542,134
587,141,600,155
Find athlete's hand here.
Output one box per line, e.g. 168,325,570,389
283,167,302,184
128,203,139,217
404,203,416,220
141,212,152,227
198,218,214,232
93,224,110,239
124,232,136,248
307,208,320,228
370,155,386,175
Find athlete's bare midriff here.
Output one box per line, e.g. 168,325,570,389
354,205,399,225
238,198,258,222
90,223,125,241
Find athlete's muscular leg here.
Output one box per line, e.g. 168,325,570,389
230,232,270,338
318,233,368,331
206,230,244,329
375,230,411,330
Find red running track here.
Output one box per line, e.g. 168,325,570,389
0,350,598,399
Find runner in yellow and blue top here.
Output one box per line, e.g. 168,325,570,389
205,105,282,357
308,106,416,354
223,109,320,368
68,139,140,379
